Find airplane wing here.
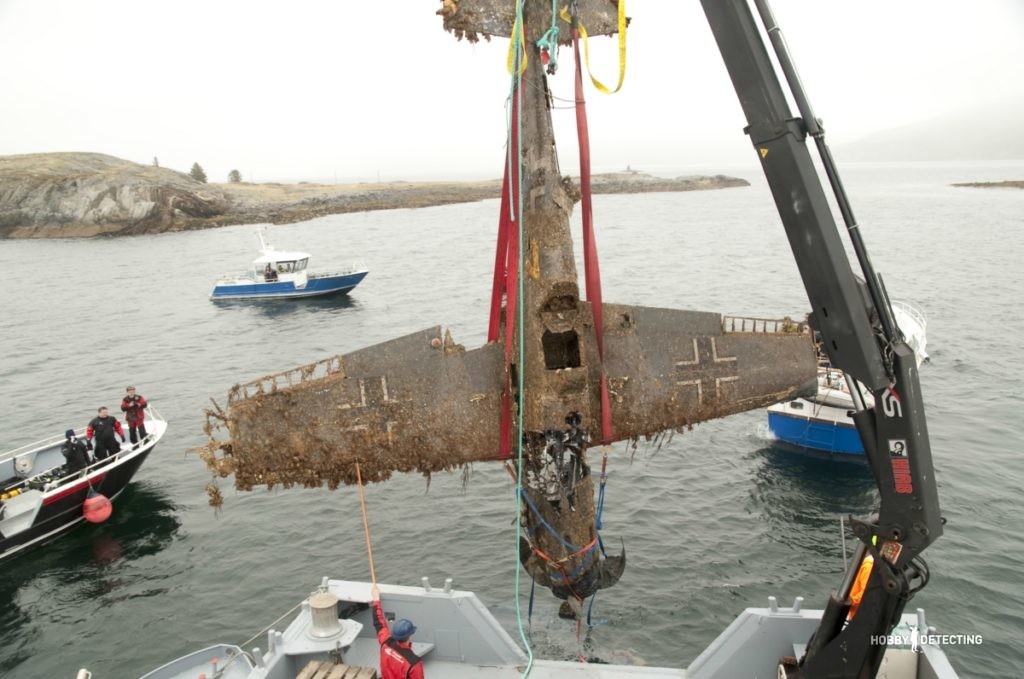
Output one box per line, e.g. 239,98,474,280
202,306,815,491
594,303,817,438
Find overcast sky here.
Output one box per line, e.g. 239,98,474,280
2,0,1022,183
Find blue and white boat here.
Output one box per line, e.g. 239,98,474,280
767,301,928,457
211,229,368,300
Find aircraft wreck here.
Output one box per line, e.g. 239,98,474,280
201,0,817,609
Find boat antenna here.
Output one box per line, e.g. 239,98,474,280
354,462,378,585
257,226,272,253
839,516,848,570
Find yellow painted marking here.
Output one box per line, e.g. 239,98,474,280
527,240,540,280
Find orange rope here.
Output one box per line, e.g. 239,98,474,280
527,534,600,605
355,462,377,585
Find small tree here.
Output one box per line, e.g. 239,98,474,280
228,169,242,183
153,156,159,167
189,162,207,183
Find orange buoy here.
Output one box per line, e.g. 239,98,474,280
83,489,113,523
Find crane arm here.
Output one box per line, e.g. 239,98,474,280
699,1,943,676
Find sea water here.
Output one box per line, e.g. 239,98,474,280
1,160,1022,677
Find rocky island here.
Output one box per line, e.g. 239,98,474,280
0,153,749,239
951,180,1024,189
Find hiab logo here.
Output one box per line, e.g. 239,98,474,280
889,439,912,494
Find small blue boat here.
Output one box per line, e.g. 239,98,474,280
767,302,928,457
767,368,868,457
210,229,368,300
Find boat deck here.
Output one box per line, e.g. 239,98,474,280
138,578,958,679
296,660,375,679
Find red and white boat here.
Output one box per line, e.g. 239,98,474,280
0,406,168,563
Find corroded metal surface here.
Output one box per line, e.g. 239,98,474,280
593,304,817,436
200,312,814,492
437,0,624,43
202,328,504,490
201,20,815,605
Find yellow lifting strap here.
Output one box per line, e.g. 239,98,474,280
560,0,628,94
506,9,528,75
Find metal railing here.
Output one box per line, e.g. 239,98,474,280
722,315,807,334
2,405,164,494
228,358,342,403
309,259,369,278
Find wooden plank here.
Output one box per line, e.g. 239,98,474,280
322,664,349,679
303,663,378,679
296,660,327,679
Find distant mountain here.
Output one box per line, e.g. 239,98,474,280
835,96,1024,162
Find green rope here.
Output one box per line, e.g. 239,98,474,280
509,1,534,676
534,0,560,73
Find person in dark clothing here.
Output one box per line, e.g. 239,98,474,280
61,428,91,474
86,406,125,460
120,386,148,444
370,584,424,679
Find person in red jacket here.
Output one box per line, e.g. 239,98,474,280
120,386,148,444
370,584,424,679
86,406,125,460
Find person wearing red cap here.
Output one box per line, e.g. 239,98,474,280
370,584,424,679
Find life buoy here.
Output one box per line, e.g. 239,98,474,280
83,489,113,523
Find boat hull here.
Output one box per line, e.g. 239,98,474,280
767,402,864,455
210,271,367,300
0,420,166,563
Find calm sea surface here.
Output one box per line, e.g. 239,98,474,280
1,161,1022,678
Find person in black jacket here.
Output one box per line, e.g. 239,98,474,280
61,429,91,473
85,407,125,460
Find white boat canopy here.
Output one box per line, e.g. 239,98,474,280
253,249,310,265
252,248,310,275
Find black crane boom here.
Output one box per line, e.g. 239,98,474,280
699,1,944,676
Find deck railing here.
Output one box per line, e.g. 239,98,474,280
228,357,342,403
721,315,807,334
1,405,165,493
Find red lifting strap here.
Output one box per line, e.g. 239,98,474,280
489,85,521,459
573,27,614,445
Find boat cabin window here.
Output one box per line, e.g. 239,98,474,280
270,259,307,273
256,258,307,276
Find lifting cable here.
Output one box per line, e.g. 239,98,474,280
561,1,628,94
568,0,628,446
503,3,534,676
566,1,626,644
488,54,522,462
493,3,628,671
595,449,609,556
